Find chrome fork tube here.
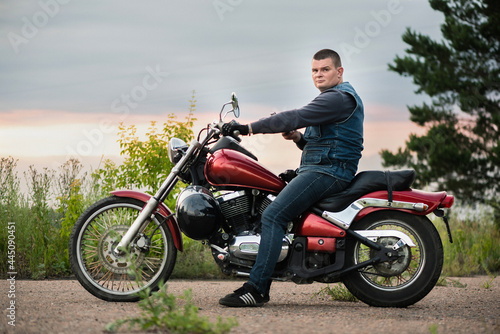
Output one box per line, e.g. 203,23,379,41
114,196,161,254
113,139,201,254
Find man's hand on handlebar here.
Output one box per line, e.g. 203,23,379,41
222,120,249,136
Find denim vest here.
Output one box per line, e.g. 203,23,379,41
298,82,364,182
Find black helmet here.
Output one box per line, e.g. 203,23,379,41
175,186,222,240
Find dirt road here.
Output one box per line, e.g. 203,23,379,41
1,276,498,333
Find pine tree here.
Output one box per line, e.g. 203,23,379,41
381,0,500,214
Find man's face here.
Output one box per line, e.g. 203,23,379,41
311,57,343,92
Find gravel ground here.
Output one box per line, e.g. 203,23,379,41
1,276,498,334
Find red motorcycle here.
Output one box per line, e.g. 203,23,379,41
69,93,454,307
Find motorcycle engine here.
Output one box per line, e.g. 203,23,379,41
216,190,272,235
215,190,291,266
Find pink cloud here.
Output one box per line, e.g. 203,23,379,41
1,109,424,173
364,121,426,156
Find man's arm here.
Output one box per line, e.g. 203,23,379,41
250,88,356,134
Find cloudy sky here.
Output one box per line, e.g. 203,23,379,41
0,0,444,175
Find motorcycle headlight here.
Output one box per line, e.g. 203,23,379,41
168,138,188,164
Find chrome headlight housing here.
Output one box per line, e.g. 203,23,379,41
168,138,188,164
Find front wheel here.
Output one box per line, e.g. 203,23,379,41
343,211,443,307
69,196,177,302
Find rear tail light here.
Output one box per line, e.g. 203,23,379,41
440,195,454,208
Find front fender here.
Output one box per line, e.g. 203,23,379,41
111,190,183,252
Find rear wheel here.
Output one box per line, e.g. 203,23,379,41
343,211,443,307
69,196,177,302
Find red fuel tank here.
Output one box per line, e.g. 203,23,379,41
204,149,286,193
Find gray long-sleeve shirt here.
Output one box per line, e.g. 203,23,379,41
250,85,356,134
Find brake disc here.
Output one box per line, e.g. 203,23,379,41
97,225,146,274
370,237,411,276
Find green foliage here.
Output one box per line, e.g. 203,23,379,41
56,159,87,240
94,91,197,209
0,156,21,213
436,276,467,288
24,165,57,278
105,285,237,334
0,157,30,278
481,274,496,289
434,213,500,276
381,0,500,213
313,283,358,302
171,237,223,279
0,158,97,279
0,159,69,278
57,179,84,240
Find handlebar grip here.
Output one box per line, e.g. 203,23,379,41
232,130,242,142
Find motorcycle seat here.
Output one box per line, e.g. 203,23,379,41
313,169,416,213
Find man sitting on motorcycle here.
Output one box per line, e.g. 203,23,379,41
220,48,364,307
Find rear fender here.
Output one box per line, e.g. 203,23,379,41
111,190,183,252
355,189,448,222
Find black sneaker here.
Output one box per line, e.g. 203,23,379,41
219,283,267,307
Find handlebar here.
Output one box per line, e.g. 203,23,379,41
210,121,241,142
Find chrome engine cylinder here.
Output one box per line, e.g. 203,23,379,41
228,234,291,263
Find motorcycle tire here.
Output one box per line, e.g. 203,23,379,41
69,196,177,302
343,210,443,308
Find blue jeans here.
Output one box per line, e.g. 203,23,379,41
247,171,349,295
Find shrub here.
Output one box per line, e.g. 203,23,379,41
105,284,238,334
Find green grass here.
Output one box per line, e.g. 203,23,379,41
0,158,102,279
313,283,358,302
105,284,237,334
171,237,224,279
436,276,467,288
434,212,500,276
481,276,495,289
428,323,439,334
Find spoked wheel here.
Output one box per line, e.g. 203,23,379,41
343,211,443,307
69,196,177,302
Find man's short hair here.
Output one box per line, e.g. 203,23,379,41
313,49,342,68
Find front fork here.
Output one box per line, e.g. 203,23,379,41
113,138,203,254
113,177,179,254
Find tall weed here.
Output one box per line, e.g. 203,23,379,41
0,158,91,279
0,157,26,276
0,157,21,212
24,165,56,278
435,212,500,276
